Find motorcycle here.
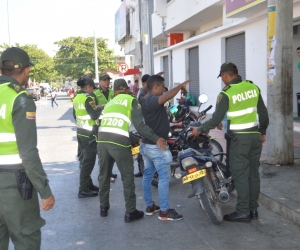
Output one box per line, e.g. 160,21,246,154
168,94,224,162
132,94,224,187
176,123,234,225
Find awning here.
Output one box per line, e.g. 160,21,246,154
123,68,140,76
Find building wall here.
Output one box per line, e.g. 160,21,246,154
154,16,268,113
151,1,300,114
152,0,220,38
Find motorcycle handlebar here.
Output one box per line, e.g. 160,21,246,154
198,105,213,119
203,105,213,113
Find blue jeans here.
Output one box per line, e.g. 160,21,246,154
183,100,193,111
140,143,172,211
51,98,58,107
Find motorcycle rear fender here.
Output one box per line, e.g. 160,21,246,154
191,178,204,195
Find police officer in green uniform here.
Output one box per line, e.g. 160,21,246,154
93,74,117,179
73,77,102,198
0,47,55,249
97,79,166,222
75,75,97,170
191,62,269,223
94,74,114,108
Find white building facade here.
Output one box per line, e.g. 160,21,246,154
115,0,300,112
151,0,300,113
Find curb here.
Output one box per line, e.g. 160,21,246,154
259,191,300,227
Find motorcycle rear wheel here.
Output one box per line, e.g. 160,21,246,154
199,175,223,225
210,139,224,162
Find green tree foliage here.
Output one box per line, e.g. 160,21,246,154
0,43,57,82
54,36,118,79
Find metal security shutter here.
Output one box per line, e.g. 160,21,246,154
163,56,169,88
225,33,246,79
188,47,199,104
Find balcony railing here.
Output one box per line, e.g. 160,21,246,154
153,39,168,52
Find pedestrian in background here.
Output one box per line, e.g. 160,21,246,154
139,75,190,221
127,79,134,93
97,79,165,222
191,62,269,222
51,89,58,108
73,77,102,198
177,86,195,111
40,86,45,97
133,79,139,97
0,47,55,249
136,74,150,100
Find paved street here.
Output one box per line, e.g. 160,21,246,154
9,95,300,250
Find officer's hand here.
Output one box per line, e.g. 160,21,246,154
261,134,266,143
217,123,223,130
190,126,200,137
97,105,105,110
41,194,55,211
156,137,167,151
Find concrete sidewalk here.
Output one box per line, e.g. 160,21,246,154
209,124,300,227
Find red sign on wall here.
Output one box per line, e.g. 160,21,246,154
226,0,265,17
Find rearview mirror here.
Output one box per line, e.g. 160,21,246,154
198,94,208,104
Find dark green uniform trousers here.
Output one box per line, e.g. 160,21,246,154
77,135,97,192
229,133,263,214
0,172,45,250
98,143,136,213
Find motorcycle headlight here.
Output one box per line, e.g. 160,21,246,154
181,157,198,170
205,161,212,168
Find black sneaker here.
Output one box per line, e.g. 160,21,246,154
124,209,144,223
78,190,98,198
158,209,183,221
146,203,160,216
100,205,110,217
111,173,117,179
134,171,143,177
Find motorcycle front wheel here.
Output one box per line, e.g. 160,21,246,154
210,139,224,162
199,175,223,225
138,154,145,175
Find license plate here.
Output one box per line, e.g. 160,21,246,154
182,169,206,184
131,146,140,155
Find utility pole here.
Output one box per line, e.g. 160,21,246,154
7,0,10,46
140,0,154,75
94,30,99,82
267,0,293,165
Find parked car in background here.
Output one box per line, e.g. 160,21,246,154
26,87,41,101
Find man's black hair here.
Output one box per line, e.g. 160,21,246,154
147,75,165,91
297,47,300,51
135,79,139,83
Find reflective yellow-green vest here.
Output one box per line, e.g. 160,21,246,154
222,81,260,132
0,82,26,165
98,94,135,146
93,88,114,106
73,93,95,137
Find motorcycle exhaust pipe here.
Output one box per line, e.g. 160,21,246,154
219,186,229,203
